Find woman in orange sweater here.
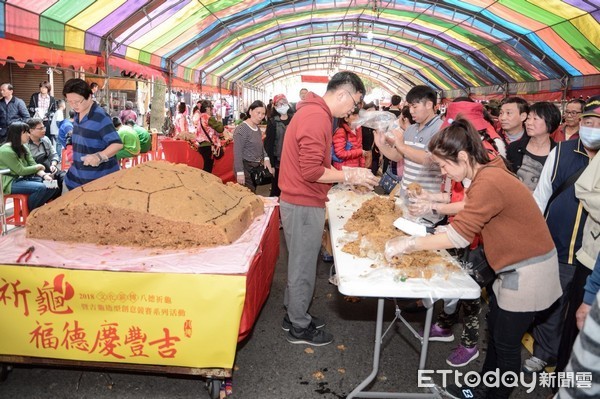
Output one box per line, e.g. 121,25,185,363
384,118,561,399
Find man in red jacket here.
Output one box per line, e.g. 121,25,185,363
278,71,379,346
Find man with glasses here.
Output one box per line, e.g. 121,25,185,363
62,79,122,190
279,71,379,346
26,118,63,196
0,83,30,144
551,99,586,142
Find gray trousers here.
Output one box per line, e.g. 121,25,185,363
280,200,326,330
531,262,576,363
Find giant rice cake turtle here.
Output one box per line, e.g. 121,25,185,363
26,161,264,249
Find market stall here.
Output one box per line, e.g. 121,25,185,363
161,139,235,183
0,198,279,398
327,189,480,398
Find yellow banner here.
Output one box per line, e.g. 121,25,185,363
0,265,246,369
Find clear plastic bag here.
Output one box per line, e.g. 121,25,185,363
351,110,398,134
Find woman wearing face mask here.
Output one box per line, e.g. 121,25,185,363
331,107,365,171
530,95,599,378
385,117,561,399
265,94,294,196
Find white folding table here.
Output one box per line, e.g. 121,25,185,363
326,189,481,398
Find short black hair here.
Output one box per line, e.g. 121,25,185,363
200,100,213,113
529,102,561,134
391,95,402,106
125,119,136,127
27,118,44,129
90,82,99,89
327,71,366,97
68,110,76,119
247,100,266,115
63,78,92,99
566,98,586,111
406,85,437,106
112,117,122,128
502,97,529,115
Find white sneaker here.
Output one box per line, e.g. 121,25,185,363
522,356,547,373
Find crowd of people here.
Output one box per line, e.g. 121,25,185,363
0,78,158,210
236,74,598,399
1,71,598,399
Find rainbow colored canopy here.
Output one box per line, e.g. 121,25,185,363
1,0,599,92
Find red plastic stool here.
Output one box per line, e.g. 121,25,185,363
5,194,30,226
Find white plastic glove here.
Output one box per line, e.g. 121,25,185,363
434,225,448,234
236,172,245,186
385,236,417,261
408,200,434,217
342,166,379,189
264,158,274,175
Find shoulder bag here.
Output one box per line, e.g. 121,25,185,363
200,121,225,160
250,163,273,186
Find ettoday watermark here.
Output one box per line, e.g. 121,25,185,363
418,369,593,393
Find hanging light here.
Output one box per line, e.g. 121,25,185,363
350,48,358,57
341,57,347,65
367,29,374,40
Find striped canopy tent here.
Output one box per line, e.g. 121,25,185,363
0,0,599,97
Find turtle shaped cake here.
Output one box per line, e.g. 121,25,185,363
26,161,264,249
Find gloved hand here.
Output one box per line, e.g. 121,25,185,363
434,225,448,234
342,166,379,189
385,236,417,261
236,172,245,186
408,200,434,216
264,158,274,175
407,187,433,201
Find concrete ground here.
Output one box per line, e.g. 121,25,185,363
0,192,554,399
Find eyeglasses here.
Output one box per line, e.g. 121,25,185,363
33,126,46,131
343,89,360,109
564,111,582,116
67,98,85,107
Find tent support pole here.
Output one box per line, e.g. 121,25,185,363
105,40,111,109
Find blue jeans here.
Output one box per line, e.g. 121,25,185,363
10,176,58,211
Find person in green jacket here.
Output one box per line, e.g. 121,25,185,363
112,117,140,160
125,119,151,153
0,122,59,210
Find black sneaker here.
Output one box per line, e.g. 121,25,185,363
286,324,333,346
281,314,325,332
445,384,488,399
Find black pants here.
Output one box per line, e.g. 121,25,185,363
482,292,535,399
555,262,592,374
198,145,213,173
270,166,281,197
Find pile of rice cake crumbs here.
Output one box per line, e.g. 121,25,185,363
389,250,457,279
342,196,404,255
341,195,457,280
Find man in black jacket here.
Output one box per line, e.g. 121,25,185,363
0,83,29,143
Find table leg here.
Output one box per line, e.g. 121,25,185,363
347,299,439,399
347,298,385,399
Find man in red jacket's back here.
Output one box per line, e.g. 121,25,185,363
279,71,379,346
